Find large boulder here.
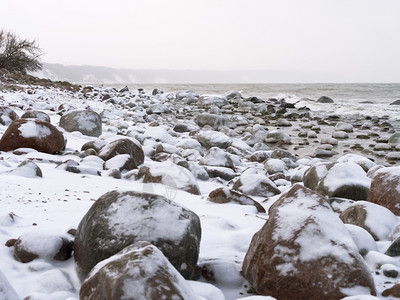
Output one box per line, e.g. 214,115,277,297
303,161,335,190
98,138,144,169
59,110,102,137
368,167,400,215
317,96,334,103
316,162,371,200
0,106,18,125
340,201,399,241
80,241,198,300
242,184,376,299
74,190,201,281
0,119,65,154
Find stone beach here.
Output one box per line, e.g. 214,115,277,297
1,72,400,299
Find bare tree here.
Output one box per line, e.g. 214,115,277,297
0,30,43,74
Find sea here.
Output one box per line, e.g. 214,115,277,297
105,83,400,128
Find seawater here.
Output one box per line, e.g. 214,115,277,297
108,82,400,126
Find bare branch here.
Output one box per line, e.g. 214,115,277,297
0,29,44,74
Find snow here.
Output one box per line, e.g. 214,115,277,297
19,120,51,138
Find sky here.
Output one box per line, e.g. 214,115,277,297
1,0,400,82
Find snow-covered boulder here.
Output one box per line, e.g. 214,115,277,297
232,169,280,197
340,201,399,241
21,110,51,123
207,187,265,213
74,190,201,281
316,162,371,200
337,154,376,172
264,158,287,174
345,224,378,256
13,231,73,263
138,161,201,195
59,109,102,137
0,118,65,154
200,147,235,169
265,131,291,144
0,106,18,125
103,154,138,172
368,166,400,215
8,160,43,178
242,184,376,299
98,138,144,169
80,241,198,300
197,130,231,149
335,121,354,132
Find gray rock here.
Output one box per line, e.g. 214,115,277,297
265,131,291,144
388,132,400,146
79,241,198,300
390,99,400,105
59,110,102,137
21,110,51,123
74,190,201,281
195,113,228,130
317,96,334,103
0,106,18,125
197,130,231,149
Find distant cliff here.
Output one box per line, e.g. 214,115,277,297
33,63,312,84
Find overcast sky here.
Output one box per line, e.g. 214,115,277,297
2,0,400,82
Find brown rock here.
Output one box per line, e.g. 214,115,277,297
207,187,266,213
368,167,400,215
99,138,144,168
5,238,17,247
0,119,65,154
382,284,400,297
242,184,376,299
21,110,51,123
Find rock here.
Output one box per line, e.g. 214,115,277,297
197,130,231,149
9,160,42,178
385,235,400,257
264,158,287,174
340,201,399,241
382,284,400,297
199,147,235,169
345,224,378,256
74,190,201,280
0,270,19,300
195,113,227,129
332,130,349,139
204,166,236,181
316,162,371,200
242,184,376,299
138,161,200,195
21,110,51,122
103,154,138,172
276,119,291,127
59,110,102,137
337,154,376,172
390,99,400,105
146,104,169,114
388,132,400,146
368,167,400,215
265,131,291,144
119,86,129,93
207,187,265,213
232,170,280,197
0,106,18,125
317,96,334,103
303,161,335,190
335,122,354,132
98,138,144,168
80,241,198,300
198,95,228,108
0,118,65,154
14,232,73,263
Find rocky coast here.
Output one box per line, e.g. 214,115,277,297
1,71,400,299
